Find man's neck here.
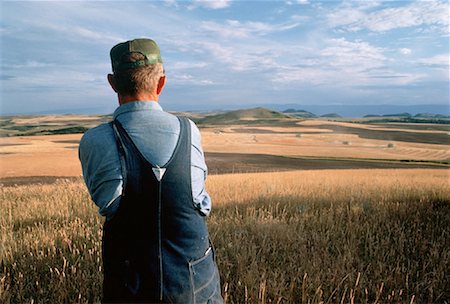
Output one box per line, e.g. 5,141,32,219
118,92,158,105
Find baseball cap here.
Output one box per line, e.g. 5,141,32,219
110,38,163,72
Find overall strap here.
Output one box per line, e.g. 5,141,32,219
110,116,188,194
110,121,128,197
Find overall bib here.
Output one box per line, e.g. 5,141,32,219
102,116,222,303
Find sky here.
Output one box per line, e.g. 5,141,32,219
0,0,449,115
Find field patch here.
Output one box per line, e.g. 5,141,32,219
307,123,450,145
1,118,449,179
205,152,448,174
368,122,450,132
1,169,448,303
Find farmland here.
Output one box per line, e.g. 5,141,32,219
1,110,449,180
0,109,449,303
1,170,449,303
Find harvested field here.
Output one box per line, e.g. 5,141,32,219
0,143,30,147
231,128,324,134
2,151,447,187
1,119,449,180
205,152,448,174
368,123,450,132
202,130,450,162
52,140,81,144
308,124,450,145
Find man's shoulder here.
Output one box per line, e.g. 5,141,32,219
187,118,200,133
80,122,115,149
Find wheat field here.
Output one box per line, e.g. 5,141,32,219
1,169,449,303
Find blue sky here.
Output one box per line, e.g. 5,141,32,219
1,0,449,115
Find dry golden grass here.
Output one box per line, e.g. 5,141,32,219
1,169,449,303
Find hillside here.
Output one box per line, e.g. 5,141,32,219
320,113,342,118
197,107,291,125
282,109,316,118
0,115,111,137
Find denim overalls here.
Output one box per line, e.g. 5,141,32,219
102,116,222,303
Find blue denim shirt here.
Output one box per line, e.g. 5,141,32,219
79,101,211,219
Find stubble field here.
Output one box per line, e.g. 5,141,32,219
0,113,449,303
1,170,449,303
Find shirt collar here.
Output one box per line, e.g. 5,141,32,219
113,101,163,119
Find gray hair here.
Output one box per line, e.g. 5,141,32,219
113,52,164,96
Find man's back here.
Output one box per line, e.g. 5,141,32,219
79,101,211,219
101,114,218,302
114,101,180,166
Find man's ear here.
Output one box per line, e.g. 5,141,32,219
107,74,118,93
156,76,166,95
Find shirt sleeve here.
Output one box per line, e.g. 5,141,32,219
189,120,212,216
78,124,123,219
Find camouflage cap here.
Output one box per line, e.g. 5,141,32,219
110,38,163,72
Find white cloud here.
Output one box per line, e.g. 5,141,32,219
399,48,412,55
326,5,367,30
163,0,179,8
195,40,280,72
170,74,214,86
290,14,311,22
71,26,124,43
416,54,450,81
365,1,448,32
273,38,424,87
4,70,103,91
4,61,55,69
167,61,208,71
191,0,231,10
327,0,449,34
417,54,450,67
321,38,386,70
286,0,309,5
30,21,124,44
369,72,426,85
200,19,301,39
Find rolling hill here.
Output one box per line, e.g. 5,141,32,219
197,107,291,125
282,109,317,118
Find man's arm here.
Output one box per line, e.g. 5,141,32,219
189,120,212,216
78,124,123,219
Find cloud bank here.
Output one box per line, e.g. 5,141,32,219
1,0,448,114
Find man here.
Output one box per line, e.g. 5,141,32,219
79,38,222,303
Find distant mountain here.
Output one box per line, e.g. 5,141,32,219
382,112,412,117
414,113,435,118
3,102,449,119
282,109,317,118
198,107,290,124
414,113,449,118
364,112,449,119
320,113,342,118
261,104,449,118
283,108,298,113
